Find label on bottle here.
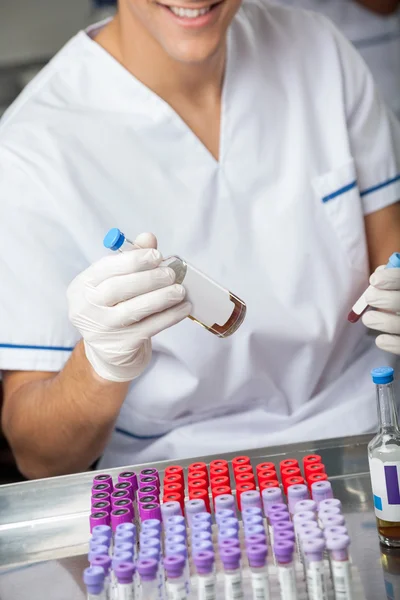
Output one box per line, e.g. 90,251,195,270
277,565,298,600
306,561,328,600
224,571,244,600
199,574,217,600
182,263,235,327
369,458,400,521
117,583,135,600
251,570,271,600
331,560,354,600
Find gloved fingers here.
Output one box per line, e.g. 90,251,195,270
96,267,176,306
376,334,400,356
136,301,192,339
362,310,400,335
134,232,158,249
85,248,163,286
364,286,400,313
370,267,400,290
112,284,187,327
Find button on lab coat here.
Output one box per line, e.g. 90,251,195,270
0,2,399,468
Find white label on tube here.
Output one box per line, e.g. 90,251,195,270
369,458,400,521
251,571,271,600
224,571,244,600
167,581,187,600
117,583,134,600
198,574,217,600
307,561,328,600
182,263,234,327
278,565,298,600
331,560,354,600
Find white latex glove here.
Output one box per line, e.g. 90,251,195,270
67,233,191,382
362,266,400,356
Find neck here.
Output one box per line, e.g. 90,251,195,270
377,383,399,433
95,8,226,106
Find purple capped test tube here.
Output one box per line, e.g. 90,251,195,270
137,558,159,599
220,547,244,598
114,562,135,598
218,517,239,532
266,502,289,517
247,543,271,599
269,511,290,527
241,490,262,510
185,499,207,526
139,475,160,493
311,481,333,505
293,499,317,515
161,501,182,522
114,481,134,501
90,555,112,597
92,482,112,495
243,515,263,530
140,468,160,486
139,501,162,522
88,545,109,564
93,473,113,490
164,555,186,597
274,530,296,544
118,471,138,493
326,535,353,598
303,538,329,599
165,543,189,593
92,501,111,515
90,511,110,532
214,494,236,515
91,492,111,507
262,487,283,513
138,486,159,501
111,489,130,504
274,539,296,565
245,533,267,547
194,551,217,599
111,508,132,531
218,527,239,543
83,566,105,597
219,538,241,553
287,484,309,514
112,498,134,520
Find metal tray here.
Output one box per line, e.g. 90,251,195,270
0,433,398,599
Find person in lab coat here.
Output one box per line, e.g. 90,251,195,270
277,0,400,119
0,0,400,479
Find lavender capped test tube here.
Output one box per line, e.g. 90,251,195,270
164,555,187,600
274,541,298,600
247,544,271,600
326,535,354,600
141,519,162,535
293,500,317,515
191,520,212,537
141,537,162,559
165,515,186,529
262,487,283,514
245,533,267,547
324,525,348,539
90,511,111,532
90,536,110,551
140,529,161,545
220,547,244,600
319,498,342,512
243,515,263,531
185,499,207,527
218,517,240,533
111,509,132,532
303,538,329,600
192,531,213,546
194,550,217,600
83,566,105,599
219,538,241,550
287,485,309,515
218,527,240,544
311,481,333,506
320,514,346,529
88,545,109,564
166,524,187,541
161,501,183,522
90,555,112,599
92,525,112,542
114,562,135,600
215,509,235,525
137,558,159,600
191,512,212,529
214,494,236,515
165,543,190,594
242,507,263,524
114,542,134,558
166,534,186,549
240,490,262,510
192,540,214,555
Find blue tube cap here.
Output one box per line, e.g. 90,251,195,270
387,253,400,269
371,367,394,385
103,228,125,251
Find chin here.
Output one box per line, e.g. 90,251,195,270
166,38,223,64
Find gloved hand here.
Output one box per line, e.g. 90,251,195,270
67,233,191,382
362,266,400,356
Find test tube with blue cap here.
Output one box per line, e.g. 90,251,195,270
103,228,246,338
84,565,106,600
90,555,112,600
348,252,400,322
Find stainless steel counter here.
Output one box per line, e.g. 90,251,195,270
0,433,399,599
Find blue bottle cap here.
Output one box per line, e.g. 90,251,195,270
103,228,125,251
387,253,400,269
371,367,394,385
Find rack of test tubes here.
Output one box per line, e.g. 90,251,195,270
85,454,364,599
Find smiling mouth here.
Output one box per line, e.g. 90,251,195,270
161,2,221,18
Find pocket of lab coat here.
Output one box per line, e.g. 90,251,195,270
311,158,368,275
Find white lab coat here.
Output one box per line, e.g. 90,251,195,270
0,2,399,468
276,0,400,118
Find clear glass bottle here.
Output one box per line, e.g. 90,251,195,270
368,367,400,547
104,229,246,338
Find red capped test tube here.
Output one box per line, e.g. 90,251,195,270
163,493,185,514
280,459,299,479
258,469,278,486
307,473,328,491
235,472,256,487
303,455,322,472
236,482,256,511
188,479,208,494
305,463,326,483
260,480,280,491
188,462,209,486
232,456,251,468
164,465,184,486
256,462,276,474
211,476,230,490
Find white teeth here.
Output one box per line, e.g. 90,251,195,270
169,5,211,17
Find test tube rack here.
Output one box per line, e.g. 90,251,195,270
86,454,366,600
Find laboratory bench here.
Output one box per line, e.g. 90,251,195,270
0,433,397,599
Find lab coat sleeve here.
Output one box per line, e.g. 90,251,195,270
325,14,400,215
0,157,80,373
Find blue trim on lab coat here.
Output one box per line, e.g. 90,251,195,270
115,426,165,441
0,343,74,351
354,31,400,50
360,174,400,198
321,180,357,203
